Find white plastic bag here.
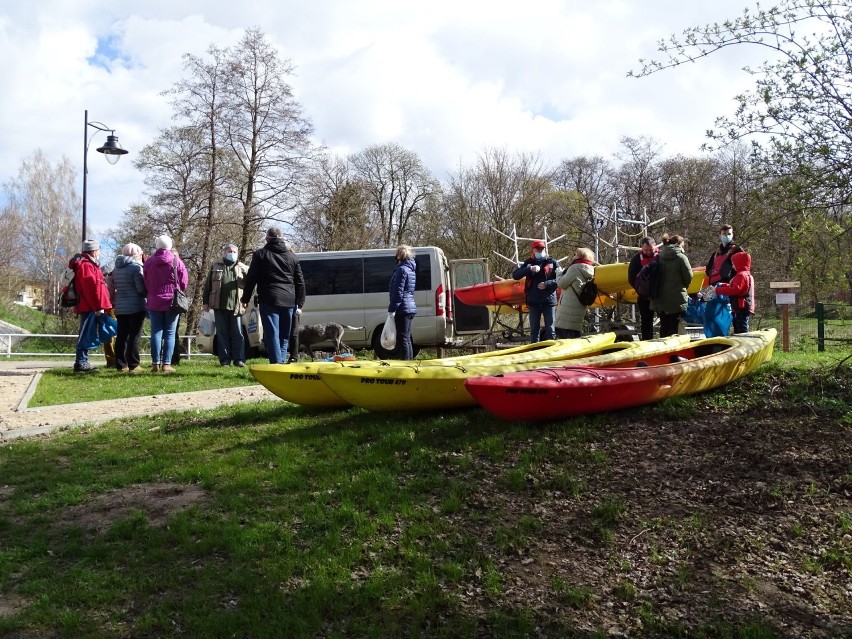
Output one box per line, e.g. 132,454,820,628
380,312,397,350
198,310,215,337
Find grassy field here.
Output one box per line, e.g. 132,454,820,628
1,351,850,637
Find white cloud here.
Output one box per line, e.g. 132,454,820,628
0,0,765,239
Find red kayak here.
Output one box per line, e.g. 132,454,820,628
454,278,527,308
464,330,776,420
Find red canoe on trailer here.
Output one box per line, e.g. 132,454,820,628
464,329,777,421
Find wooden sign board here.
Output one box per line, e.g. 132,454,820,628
775,293,797,305
769,281,801,289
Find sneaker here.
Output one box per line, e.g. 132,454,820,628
129,367,144,373
74,363,96,373
161,365,176,373
220,362,231,367
117,367,129,373
234,361,246,368
151,364,161,373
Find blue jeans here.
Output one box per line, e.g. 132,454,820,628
75,311,94,367
260,303,295,364
214,309,246,364
527,303,555,343
149,310,180,365
394,312,415,360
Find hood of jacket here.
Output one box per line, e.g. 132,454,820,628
400,257,416,272
265,238,289,254
659,244,684,261
114,255,140,269
730,251,751,272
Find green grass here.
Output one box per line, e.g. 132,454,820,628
27,359,262,407
1,351,850,636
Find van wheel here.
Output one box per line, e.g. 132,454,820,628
371,328,396,360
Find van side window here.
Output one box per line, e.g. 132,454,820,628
302,258,364,296
363,255,432,293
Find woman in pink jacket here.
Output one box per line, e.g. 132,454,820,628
143,235,188,372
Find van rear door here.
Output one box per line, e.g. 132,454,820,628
450,258,492,334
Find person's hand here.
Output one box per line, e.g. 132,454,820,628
295,308,302,316
95,309,104,316
530,265,540,273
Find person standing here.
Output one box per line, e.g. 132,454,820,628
627,236,659,340
203,243,249,367
387,245,418,360
703,223,744,287
650,234,693,338
71,239,113,373
108,243,147,372
713,251,755,333
555,247,595,339
512,240,558,343
144,235,188,373
240,227,305,364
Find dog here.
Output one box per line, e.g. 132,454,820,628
297,323,363,360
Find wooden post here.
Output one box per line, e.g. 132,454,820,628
769,281,801,353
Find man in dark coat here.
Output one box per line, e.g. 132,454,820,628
512,239,559,343
241,227,306,364
627,236,659,340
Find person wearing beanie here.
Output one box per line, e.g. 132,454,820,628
72,239,113,373
512,239,559,342
203,243,249,366
108,243,147,371
240,227,305,364
143,235,188,372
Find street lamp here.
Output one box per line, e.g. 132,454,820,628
82,109,128,243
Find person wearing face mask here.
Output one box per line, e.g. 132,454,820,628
703,224,743,287
512,240,559,343
203,243,249,367
627,236,659,340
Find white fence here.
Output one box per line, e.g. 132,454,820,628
0,333,206,360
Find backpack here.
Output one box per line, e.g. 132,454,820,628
58,255,83,308
574,279,599,306
634,257,661,299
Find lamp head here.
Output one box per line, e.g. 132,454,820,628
97,135,128,165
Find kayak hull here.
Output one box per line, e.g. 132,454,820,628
464,329,776,420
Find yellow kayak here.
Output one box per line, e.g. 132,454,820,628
317,334,691,412
249,333,618,407
593,263,707,304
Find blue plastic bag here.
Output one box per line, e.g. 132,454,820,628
703,296,733,338
98,313,118,343
76,313,100,350
683,297,705,325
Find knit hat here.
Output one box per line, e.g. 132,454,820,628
154,235,173,250
82,239,100,252
122,243,143,257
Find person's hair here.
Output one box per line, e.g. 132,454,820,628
395,244,414,261
265,227,284,240
640,236,655,247
666,234,685,246
719,224,733,233
575,247,595,262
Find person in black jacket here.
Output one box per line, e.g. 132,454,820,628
240,227,306,364
512,240,559,343
627,236,658,340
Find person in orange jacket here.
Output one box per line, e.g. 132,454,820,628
713,251,755,334
72,239,114,372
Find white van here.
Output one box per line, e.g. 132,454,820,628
196,246,491,358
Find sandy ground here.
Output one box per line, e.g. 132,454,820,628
0,360,276,440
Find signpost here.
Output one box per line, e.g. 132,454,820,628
770,281,801,352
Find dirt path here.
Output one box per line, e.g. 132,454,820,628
0,360,276,440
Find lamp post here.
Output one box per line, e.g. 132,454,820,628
82,109,128,243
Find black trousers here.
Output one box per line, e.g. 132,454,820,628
637,295,655,340
115,310,146,370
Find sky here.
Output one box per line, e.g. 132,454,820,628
0,0,768,242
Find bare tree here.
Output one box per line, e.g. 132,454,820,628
4,151,80,313
221,27,315,253
0,203,26,303
291,154,377,251
350,142,440,247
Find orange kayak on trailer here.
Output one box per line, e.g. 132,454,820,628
464,329,776,421
454,264,707,308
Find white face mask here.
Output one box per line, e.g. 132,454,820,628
534,250,546,259
720,233,733,246
224,252,238,263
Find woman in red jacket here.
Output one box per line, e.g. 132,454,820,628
713,251,755,334
72,239,113,372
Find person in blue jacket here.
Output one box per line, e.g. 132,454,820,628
388,244,417,360
512,239,559,343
